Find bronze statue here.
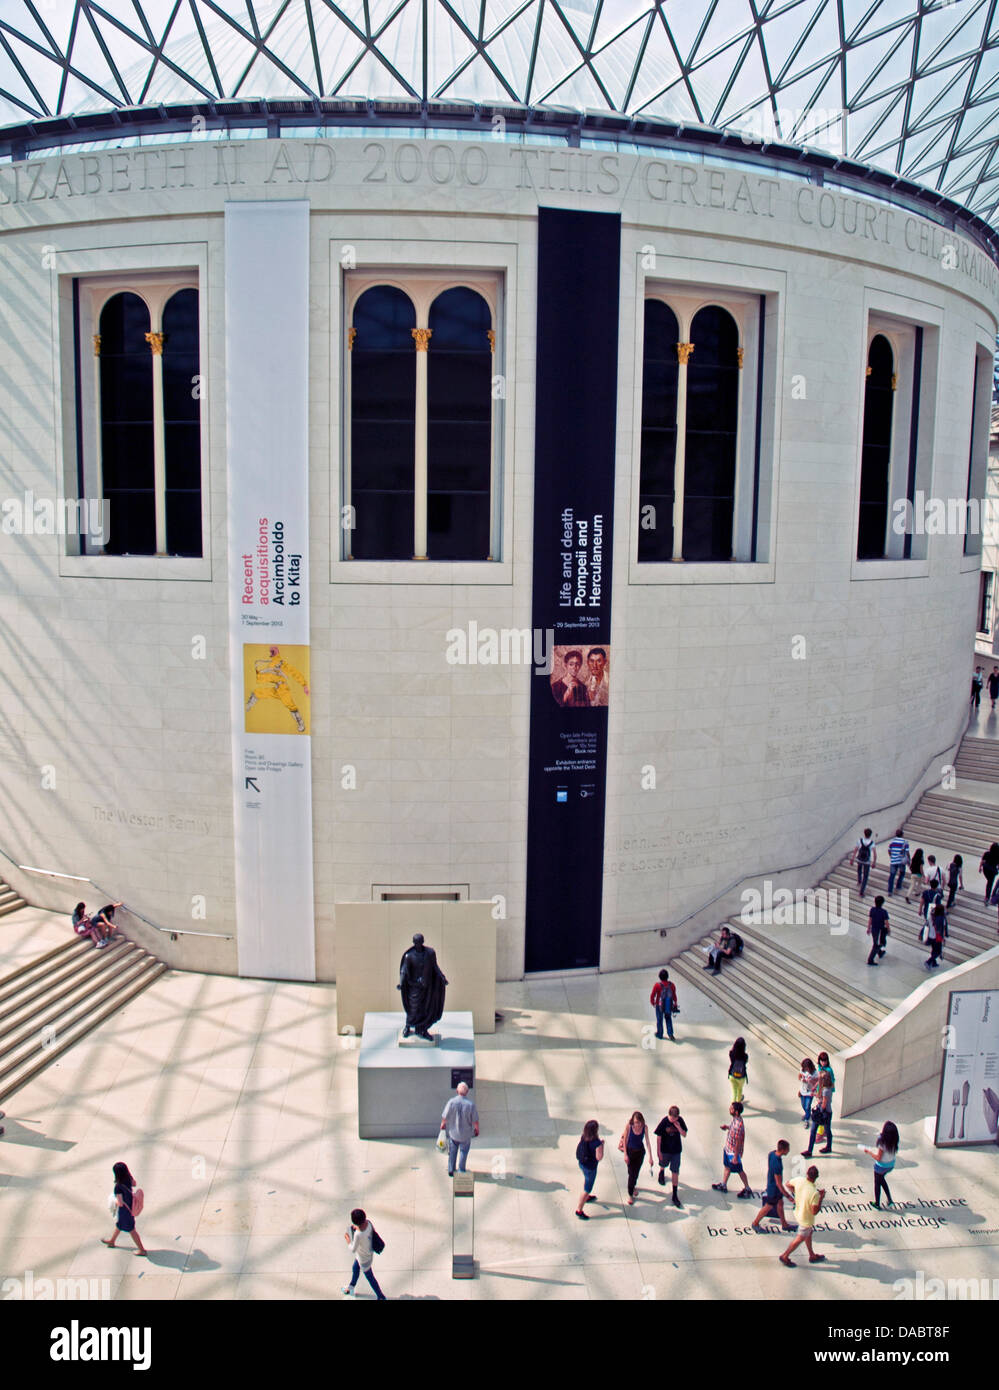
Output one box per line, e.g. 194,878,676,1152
397,933,448,1039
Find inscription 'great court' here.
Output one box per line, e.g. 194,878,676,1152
1,138,996,299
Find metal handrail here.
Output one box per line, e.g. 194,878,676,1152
2,849,234,940
606,709,971,940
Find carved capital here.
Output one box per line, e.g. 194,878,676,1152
348,326,357,350
487,329,495,352
891,372,898,391
865,366,872,377
677,341,694,365
737,347,744,369
144,331,165,356
411,328,433,351
92,334,101,357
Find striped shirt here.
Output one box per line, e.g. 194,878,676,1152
888,837,909,865
724,1116,745,1159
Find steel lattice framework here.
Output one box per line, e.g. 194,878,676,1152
4,0,999,226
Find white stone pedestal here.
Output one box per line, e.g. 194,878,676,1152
358,1011,475,1139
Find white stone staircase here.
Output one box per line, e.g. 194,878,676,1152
667,731,999,1070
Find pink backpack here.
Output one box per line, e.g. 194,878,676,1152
130,1187,144,1218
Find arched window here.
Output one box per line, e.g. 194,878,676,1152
684,306,739,562
99,292,154,555
638,300,680,562
858,333,894,559
349,286,417,560
427,287,492,560
162,288,202,557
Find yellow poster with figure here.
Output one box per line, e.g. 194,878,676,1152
243,643,311,735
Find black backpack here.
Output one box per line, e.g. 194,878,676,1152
857,839,872,863
370,1226,385,1255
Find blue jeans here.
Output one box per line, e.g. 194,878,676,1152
654,1005,674,1040
856,861,871,894
800,1094,813,1124
350,1260,386,1299
887,863,906,894
447,1138,471,1174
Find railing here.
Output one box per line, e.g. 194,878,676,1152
607,708,971,940
0,843,234,940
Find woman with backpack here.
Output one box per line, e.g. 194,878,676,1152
342,1208,386,1298
919,857,944,920
101,1161,146,1255
575,1119,605,1219
728,1037,749,1103
946,856,963,910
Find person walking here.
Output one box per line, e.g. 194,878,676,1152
924,901,948,968
920,856,944,920
816,1052,836,1104
751,1139,798,1232
712,1101,753,1198
653,1105,687,1208
798,1059,818,1128
650,968,678,1041
971,666,985,710
866,895,890,966
905,846,925,905
618,1111,654,1205
728,1037,749,1103
989,667,999,710
101,1162,147,1256
802,1066,833,1157
850,828,877,897
779,1165,826,1266
440,1081,479,1177
863,1122,899,1209
946,855,963,910
886,830,910,896
575,1119,604,1219
341,1209,386,1299
980,843,999,906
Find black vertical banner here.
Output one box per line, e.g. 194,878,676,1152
524,208,621,973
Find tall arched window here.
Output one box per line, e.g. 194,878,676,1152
427,287,492,560
162,288,202,557
638,299,680,563
684,306,739,562
349,286,417,560
99,291,154,555
858,333,894,559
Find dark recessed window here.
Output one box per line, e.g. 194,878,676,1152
858,333,894,560
638,299,679,563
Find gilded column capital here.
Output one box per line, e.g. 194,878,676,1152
736,347,744,369
348,326,357,350
411,328,433,351
891,373,898,390
865,365,872,377
145,331,166,356
487,329,495,352
677,341,694,365
92,334,101,357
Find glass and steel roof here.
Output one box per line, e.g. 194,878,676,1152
4,0,999,230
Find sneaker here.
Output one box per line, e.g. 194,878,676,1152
737,1188,754,1199
809,1254,827,1263
711,1183,727,1192
575,1210,589,1220
341,1286,355,1296
779,1255,796,1267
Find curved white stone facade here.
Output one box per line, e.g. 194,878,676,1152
0,133,996,980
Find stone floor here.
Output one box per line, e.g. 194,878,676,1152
1,908,996,1301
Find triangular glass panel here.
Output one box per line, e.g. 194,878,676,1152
324,33,372,94
715,34,773,128
64,14,132,103
846,23,909,101
436,49,517,101
255,2,324,93
658,1,714,70
688,43,756,130
691,0,752,69
0,63,47,120
908,59,975,132
529,0,590,99
632,75,701,123
848,24,916,105
328,45,418,99
593,12,663,112
547,0,598,52
427,1,481,96
757,2,816,87
370,0,423,91
477,0,541,103
777,0,842,88
849,89,905,158
540,56,615,110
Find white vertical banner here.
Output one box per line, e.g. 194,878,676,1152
225,201,315,980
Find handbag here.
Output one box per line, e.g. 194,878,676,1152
107,1191,117,1216
370,1226,385,1255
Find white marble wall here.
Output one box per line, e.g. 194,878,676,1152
0,137,995,980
